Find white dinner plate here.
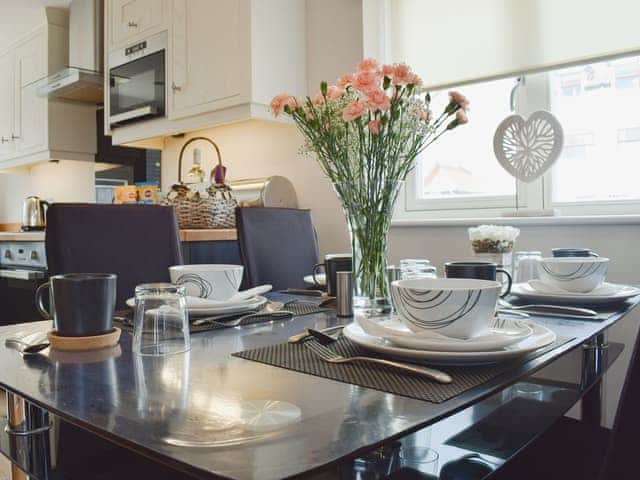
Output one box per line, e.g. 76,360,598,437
356,315,533,352
125,295,268,317
304,274,326,287
511,282,640,305
343,321,556,365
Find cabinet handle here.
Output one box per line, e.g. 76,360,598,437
127,21,138,27
172,82,182,92
0,137,8,144
11,134,20,140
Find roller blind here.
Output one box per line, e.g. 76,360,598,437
389,0,640,89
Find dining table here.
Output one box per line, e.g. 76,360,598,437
0,292,637,479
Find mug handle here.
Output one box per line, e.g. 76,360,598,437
496,268,513,298
312,263,325,286
35,282,51,319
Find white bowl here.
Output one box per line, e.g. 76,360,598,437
536,257,609,293
390,278,500,339
169,264,244,301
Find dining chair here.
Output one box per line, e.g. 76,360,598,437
489,323,640,480
235,207,319,290
45,203,183,310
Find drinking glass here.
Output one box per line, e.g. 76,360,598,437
400,259,437,280
133,283,190,356
399,446,439,474
513,251,542,283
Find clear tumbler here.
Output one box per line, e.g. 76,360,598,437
133,283,190,356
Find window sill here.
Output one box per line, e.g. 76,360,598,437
391,214,640,228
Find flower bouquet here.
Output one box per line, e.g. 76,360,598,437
271,59,469,312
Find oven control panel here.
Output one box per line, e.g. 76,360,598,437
0,242,46,269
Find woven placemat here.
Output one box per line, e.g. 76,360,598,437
232,335,572,404
114,300,332,334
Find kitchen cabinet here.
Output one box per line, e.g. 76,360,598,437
0,51,14,159
13,31,47,156
109,0,169,49
0,8,96,169
170,0,249,120
107,0,306,147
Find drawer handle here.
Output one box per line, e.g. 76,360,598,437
11,134,20,140
127,21,138,27
0,137,8,143
5,424,51,437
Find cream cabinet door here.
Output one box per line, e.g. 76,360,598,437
13,31,46,156
109,0,167,49
0,51,14,160
170,0,249,120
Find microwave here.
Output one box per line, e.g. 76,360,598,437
109,31,167,128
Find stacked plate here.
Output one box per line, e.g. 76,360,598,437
126,290,269,317
344,314,556,365
512,279,640,305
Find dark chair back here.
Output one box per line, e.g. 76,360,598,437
599,320,640,479
236,207,319,290
46,204,183,309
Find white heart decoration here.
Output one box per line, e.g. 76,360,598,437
493,110,564,183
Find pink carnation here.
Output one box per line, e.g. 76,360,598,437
392,63,413,85
381,64,394,78
270,93,298,116
342,100,368,122
326,85,346,100
311,92,324,105
357,58,380,72
368,118,381,134
449,91,470,111
336,74,355,88
366,89,391,111
352,71,382,93
455,110,469,125
408,73,423,86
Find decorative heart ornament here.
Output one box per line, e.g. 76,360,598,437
493,110,564,183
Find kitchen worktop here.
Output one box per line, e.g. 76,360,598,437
0,229,237,242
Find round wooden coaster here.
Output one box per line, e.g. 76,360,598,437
47,327,121,352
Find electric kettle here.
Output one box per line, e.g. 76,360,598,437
21,196,49,231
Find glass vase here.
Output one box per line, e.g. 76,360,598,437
333,181,403,315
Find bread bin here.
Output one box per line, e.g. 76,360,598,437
227,176,298,208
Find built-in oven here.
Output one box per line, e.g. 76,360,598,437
0,242,47,325
109,30,167,128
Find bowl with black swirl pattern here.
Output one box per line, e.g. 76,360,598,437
536,257,609,293
169,264,244,301
390,278,500,339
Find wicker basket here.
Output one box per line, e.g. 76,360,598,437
163,137,237,229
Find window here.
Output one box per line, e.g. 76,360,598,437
411,78,517,210
399,54,640,220
549,56,640,206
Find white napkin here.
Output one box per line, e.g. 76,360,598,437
527,279,619,296
185,284,272,308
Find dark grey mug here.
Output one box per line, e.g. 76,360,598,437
444,261,512,298
313,254,352,296
36,273,117,337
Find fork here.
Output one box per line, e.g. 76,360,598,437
303,340,452,384
192,302,291,326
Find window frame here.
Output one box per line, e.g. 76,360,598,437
397,64,640,221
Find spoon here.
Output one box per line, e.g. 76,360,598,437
5,332,50,355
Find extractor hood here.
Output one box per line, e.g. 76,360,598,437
37,0,103,103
